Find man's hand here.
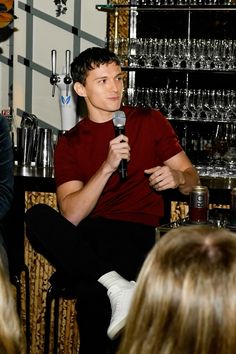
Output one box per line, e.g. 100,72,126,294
144,166,185,191
103,134,130,174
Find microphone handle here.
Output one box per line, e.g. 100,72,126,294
114,126,128,180
119,159,128,180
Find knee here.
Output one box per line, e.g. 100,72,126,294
25,203,56,225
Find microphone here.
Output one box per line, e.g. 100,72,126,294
113,110,128,180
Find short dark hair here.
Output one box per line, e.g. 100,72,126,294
71,47,121,85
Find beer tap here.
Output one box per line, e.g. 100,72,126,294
64,50,72,97
49,49,77,131
50,49,60,97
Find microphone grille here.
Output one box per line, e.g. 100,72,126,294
113,111,126,127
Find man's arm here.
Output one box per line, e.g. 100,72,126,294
56,134,130,225
144,151,200,195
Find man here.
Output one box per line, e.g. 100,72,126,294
25,47,199,354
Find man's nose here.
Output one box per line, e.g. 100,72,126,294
109,80,119,91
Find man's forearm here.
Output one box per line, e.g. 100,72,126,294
58,160,114,225
178,166,200,195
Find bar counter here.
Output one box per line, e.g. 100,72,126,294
200,175,236,190
14,164,236,190
14,165,55,192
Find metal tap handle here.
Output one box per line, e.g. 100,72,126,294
65,50,71,77
50,49,58,97
64,50,72,96
51,49,57,76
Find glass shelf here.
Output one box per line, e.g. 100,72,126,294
121,66,236,74
167,117,236,123
96,3,236,12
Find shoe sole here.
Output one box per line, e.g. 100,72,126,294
107,316,126,340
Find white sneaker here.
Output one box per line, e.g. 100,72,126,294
107,281,136,340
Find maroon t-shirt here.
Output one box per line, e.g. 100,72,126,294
54,106,182,226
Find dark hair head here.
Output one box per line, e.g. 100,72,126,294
71,47,121,85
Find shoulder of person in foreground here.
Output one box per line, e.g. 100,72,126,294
117,225,236,354
0,114,14,220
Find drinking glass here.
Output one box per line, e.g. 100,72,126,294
188,89,197,120
151,88,162,110
128,38,142,67
189,39,201,69
179,88,189,119
215,89,225,121
170,88,183,118
227,40,236,70
142,38,154,68
118,38,129,66
159,39,170,69
212,39,221,70
225,90,236,120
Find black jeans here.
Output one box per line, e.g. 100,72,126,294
25,204,156,354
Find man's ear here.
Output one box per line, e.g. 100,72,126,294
74,82,86,97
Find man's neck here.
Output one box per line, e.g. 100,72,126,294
87,110,114,123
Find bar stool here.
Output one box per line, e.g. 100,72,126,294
44,271,78,354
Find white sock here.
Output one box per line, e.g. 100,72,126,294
98,271,131,290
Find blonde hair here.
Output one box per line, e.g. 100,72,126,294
118,225,236,354
0,258,25,354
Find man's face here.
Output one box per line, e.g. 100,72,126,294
82,62,124,115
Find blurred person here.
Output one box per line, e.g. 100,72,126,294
0,114,14,273
0,115,24,353
118,225,236,354
25,47,199,354
0,255,25,354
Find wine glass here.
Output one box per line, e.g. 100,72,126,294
224,90,236,120
188,89,197,120
128,38,142,68
211,39,221,70
142,38,154,68
170,88,183,118
118,38,129,67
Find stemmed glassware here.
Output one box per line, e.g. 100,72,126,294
170,88,183,118
112,37,236,71
223,90,236,120
141,38,154,67
201,89,211,120
188,89,197,119
118,38,129,66
124,86,236,122
178,89,189,119
108,36,236,71
128,38,142,67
